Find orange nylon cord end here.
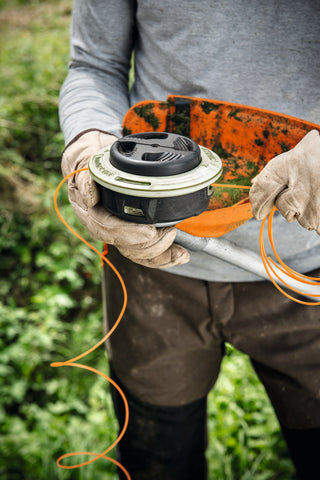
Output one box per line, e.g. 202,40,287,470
52,167,131,479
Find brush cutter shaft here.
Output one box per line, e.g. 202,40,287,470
175,230,319,301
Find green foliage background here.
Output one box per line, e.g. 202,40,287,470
0,1,296,479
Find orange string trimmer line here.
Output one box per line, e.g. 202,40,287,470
266,211,320,284
259,206,320,305
213,183,251,189
52,167,131,479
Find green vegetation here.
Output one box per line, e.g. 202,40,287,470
0,1,296,479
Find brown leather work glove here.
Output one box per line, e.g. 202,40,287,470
250,130,320,234
61,130,190,268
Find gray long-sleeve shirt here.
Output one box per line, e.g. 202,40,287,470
59,0,320,282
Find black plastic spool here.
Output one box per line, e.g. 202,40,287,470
99,132,214,225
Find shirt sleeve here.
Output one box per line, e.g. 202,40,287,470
59,0,136,144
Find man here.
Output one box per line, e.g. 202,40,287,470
59,1,320,478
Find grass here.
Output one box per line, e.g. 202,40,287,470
0,1,296,478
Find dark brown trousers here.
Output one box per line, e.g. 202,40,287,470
103,246,320,430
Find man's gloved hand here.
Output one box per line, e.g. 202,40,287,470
61,130,190,268
250,130,320,234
